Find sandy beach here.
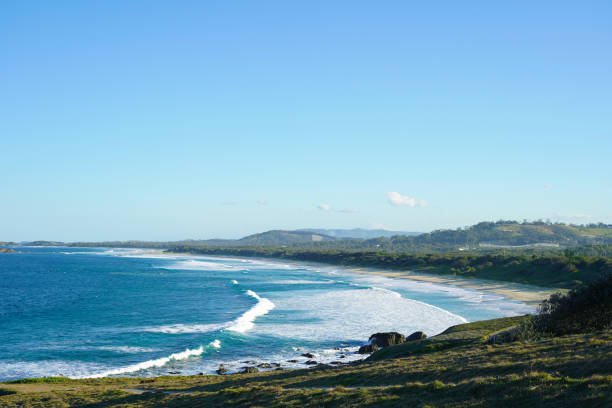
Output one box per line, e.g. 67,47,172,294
169,251,561,307
345,267,561,306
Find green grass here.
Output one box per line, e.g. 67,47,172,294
1,316,610,407
4,377,74,384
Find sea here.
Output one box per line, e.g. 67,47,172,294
0,247,533,381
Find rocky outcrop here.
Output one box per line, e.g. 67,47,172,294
407,331,427,341
304,360,317,365
301,353,315,358
486,326,520,344
216,367,228,375
240,366,259,374
257,363,272,368
358,344,380,354
368,332,406,347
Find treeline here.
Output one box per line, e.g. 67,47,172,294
307,221,612,252
166,245,612,288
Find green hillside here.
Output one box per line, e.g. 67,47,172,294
237,230,336,245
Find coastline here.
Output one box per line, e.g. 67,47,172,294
2,248,557,382
344,267,559,306
165,250,559,307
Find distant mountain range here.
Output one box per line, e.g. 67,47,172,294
298,228,421,239
10,221,612,251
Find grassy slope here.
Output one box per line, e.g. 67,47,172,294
2,317,610,408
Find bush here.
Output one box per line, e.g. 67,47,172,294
533,273,612,335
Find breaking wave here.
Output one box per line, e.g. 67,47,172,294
144,290,275,335
88,340,221,378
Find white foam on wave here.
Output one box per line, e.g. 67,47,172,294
226,290,275,333
271,280,335,285
143,290,275,334
0,360,104,382
231,280,238,284
371,286,403,298
348,274,535,316
95,250,298,271
161,259,235,271
251,288,467,342
87,340,221,378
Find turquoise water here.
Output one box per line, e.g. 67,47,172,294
0,247,532,381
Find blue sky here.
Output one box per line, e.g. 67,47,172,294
1,1,611,241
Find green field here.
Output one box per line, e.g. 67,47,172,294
2,316,610,407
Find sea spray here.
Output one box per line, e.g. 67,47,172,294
87,340,221,378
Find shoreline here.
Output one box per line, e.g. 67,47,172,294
167,250,559,307
73,246,558,306
2,248,557,382
342,267,559,307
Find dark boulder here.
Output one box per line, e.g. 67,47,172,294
301,353,315,358
240,366,259,374
407,331,427,341
287,359,299,363
257,363,272,368
358,344,380,354
304,360,318,365
368,332,406,347
216,367,228,375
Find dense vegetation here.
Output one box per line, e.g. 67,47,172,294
167,245,612,288
531,273,612,336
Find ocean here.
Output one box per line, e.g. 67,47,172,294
0,247,533,381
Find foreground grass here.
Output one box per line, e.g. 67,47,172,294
1,317,610,407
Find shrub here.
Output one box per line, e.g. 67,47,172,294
533,273,612,335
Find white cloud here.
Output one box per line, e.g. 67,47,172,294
387,192,427,208
256,200,268,206
317,204,332,211
222,200,238,206
544,184,552,190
